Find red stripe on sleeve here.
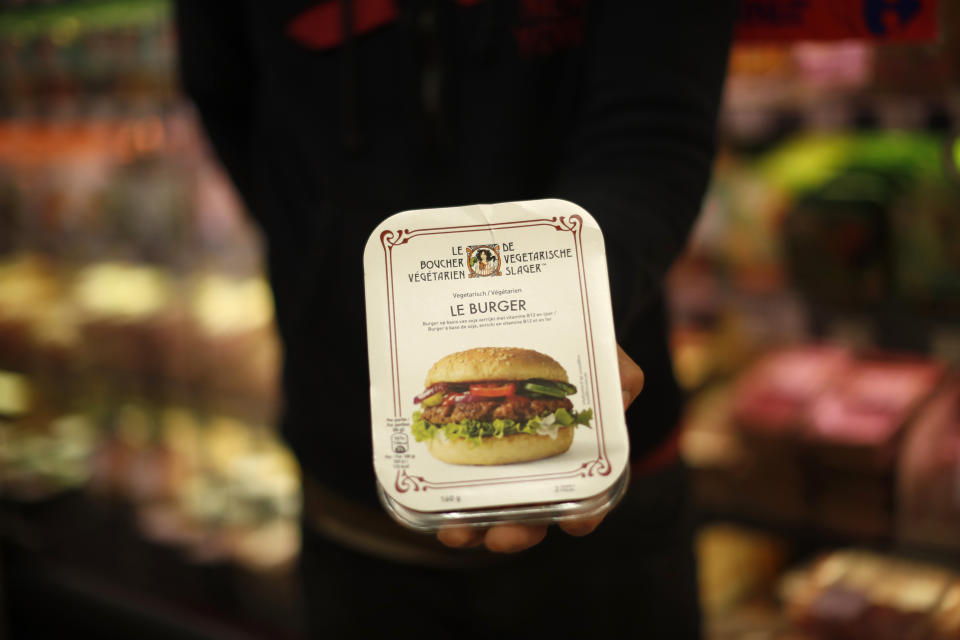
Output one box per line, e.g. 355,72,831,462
287,0,400,50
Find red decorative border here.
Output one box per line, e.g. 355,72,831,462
379,214,611,493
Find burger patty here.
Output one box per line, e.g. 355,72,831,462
422,397,574,425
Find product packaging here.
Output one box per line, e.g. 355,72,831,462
363,200,630,531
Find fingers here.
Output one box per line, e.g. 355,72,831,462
558,514,605,537
617,344,645,410
438,515,606,553
437,524,547,553
436,526,485,549
483,524,547,553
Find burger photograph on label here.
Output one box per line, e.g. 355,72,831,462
411,347,593,465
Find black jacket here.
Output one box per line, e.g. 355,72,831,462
176,0,735,503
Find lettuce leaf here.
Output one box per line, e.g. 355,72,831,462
410,408,592,445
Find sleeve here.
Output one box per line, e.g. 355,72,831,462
552,1,737,337
174,1,259,211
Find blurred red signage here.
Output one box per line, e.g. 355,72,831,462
736,0,939,42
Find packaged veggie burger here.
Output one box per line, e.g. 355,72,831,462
363,199,630,531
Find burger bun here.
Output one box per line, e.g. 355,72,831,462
425,347,568,386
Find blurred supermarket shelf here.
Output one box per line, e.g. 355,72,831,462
0,0,175,119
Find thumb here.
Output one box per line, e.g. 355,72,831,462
617,344,645,410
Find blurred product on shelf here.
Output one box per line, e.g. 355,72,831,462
730,345,854,526
684,373,810,525
670,324,722,391
784,169,898,306
722,1,960,145
95,153,192,262
68,262,280,405
928,581,960,640
734,345,851,438
807,354,944,462
805,354,945,540
701,152,791,294
781,550,958,640
680,383,754,517
187,272,279,410
0,0,175,118
698,523,791,616
0,369,96,501
0,412,95,501
0,254,71,370
898,377,960,553
88,399,174,501
774,134,960,318
683,343,952,540
88,404,302,573
701,132,960,303
72,260,180,378
132,412,301,572
0,368,31,416
697,523,796,640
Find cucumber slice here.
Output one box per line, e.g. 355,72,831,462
522,382,567,398
553,381,577,395
421,392,444,407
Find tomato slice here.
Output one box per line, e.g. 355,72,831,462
468,383,516,397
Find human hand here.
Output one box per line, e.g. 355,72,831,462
436,343,645,553
617,343,645,410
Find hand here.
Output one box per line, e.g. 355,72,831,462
617,343,645,411
436,343,645,553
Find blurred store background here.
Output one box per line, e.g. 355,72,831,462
1,1,959,638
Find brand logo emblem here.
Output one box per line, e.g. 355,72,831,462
466,244,501,278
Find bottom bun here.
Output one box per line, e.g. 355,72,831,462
426,426,574,465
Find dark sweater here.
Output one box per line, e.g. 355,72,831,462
175,0,735,504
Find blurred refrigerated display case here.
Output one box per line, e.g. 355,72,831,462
0,2,301,636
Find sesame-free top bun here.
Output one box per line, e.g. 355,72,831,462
427,426,575,465
425,347,568,386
